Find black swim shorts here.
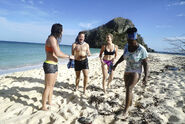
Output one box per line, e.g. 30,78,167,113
75,58,89,71
43,62,58,74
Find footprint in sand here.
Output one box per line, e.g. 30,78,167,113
168,115,180,123
182,106,185,113
176,100,184,107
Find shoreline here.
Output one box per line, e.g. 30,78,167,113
0,53,99,76
1,51,184,76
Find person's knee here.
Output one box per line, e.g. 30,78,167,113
76,76,80,81
103,75,107,79
76,73,80,79
45,84,52,89
84,74,88,79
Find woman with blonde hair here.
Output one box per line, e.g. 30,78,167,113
99,33,118,93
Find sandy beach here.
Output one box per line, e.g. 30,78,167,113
0,51,185,124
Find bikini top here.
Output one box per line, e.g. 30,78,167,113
104,45,115,55
45,45,53,52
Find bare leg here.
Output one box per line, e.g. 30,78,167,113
48,72,58,105
101,63,108,93
107,70,114,88
123,72,140,115
42,73,55,110
82,69,89,94
75,71,81,91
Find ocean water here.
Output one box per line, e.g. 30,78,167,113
0,41,100,75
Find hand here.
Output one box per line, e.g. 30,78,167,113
112,65,117,71
69,55,74,60
101,59,104,64
112,58,115,64
142,76,148,86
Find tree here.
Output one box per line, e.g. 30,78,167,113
164,37,185,53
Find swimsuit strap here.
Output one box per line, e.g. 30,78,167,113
45,45,53,52
104,44,115,55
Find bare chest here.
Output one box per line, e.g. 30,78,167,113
74,44,87,52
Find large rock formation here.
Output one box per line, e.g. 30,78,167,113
82,17,154,52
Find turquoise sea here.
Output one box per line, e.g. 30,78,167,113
0,41,100,75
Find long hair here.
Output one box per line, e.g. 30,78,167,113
51,23,63,39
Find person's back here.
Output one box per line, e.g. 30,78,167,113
45,36,58,63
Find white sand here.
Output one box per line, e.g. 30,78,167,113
0,51,185,124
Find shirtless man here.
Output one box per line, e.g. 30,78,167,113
72,32,91,94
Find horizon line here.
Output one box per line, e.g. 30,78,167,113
0,40,72,46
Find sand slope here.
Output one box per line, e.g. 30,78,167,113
0,52,185,124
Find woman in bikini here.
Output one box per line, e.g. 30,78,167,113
99,33,118,93
113,27,149,117
42,23,74,110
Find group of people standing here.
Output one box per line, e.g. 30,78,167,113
41,23,149,117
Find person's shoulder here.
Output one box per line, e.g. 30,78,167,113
72,42,77,48
72,42,77,45
139,44,148,52
100,45,105,49
84,42,89,46
114,44,118,49
48,36,57,44
139,44,145,49
48,35,55,41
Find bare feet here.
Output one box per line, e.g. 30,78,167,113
122,109,128,117
115,109,128,119
103,88,106,93
75,86,79,91
48,101,52,105
107,83,110,89
41,106,48,111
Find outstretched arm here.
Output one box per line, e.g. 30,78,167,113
112,45,118,63
99,45,105,63
112,55,124,70
50,37,73,59
142,58,149,85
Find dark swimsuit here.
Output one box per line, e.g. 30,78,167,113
74,41,89,71
103,45,115,74
104,47,115,55
43,62,58,74
43,45,58,74
75,58,89,71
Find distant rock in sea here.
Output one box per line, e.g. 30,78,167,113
81,17,154,52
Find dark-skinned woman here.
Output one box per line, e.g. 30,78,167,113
113,27,149,117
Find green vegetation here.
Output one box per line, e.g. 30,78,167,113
83,17,154,52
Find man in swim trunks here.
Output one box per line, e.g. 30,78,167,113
72,31,91,94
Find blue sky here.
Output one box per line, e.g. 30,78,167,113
0,0,185,51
